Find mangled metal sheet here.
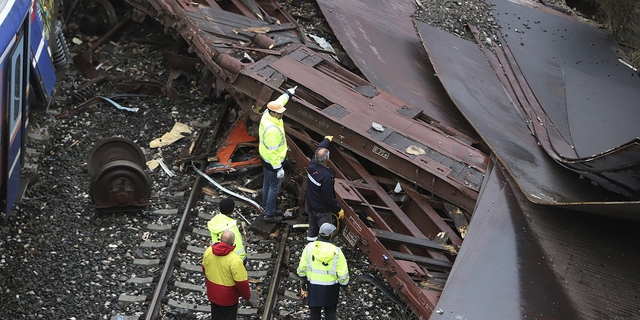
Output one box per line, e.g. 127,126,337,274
486,0,640,198
186,6,301,52
206,117,261,173
490,0,640,157
315,0,479,142
415,20,640,218
434,157,640,319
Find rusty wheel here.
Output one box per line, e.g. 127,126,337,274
87,137,146,178
81,0,118,35
90,160,151,212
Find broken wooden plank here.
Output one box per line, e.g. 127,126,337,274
236,186,258,194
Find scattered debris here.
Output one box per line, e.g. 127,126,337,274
146,159,159,171
406,145,425,155
150,122,192,148
157,159,176,177
371,122,384,132
193,166,264,213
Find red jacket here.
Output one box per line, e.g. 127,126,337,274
202,242,251,306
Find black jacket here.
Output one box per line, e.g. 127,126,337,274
305,138,341,213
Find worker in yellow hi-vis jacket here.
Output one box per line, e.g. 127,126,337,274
297,223,349,320
259,86,296,223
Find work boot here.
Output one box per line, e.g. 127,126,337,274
263,215,283,223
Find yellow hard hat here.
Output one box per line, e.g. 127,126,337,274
267,94,288,113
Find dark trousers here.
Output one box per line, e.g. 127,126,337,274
307,205,332,240
210,302,238,320
262,166,281,216
310,305,337,320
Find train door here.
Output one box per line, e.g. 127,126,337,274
6,26,28,215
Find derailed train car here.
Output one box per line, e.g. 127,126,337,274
1,0,61,216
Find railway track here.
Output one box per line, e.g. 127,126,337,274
109,104,299,320
111,178,300,319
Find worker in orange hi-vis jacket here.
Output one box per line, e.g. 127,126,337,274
202,230,251,320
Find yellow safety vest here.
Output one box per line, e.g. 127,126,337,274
208,214,246,261
297,241,349,286
258,110,287,169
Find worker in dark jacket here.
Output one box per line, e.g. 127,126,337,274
202,231,251,320
305,136,344,241
297,223,350,320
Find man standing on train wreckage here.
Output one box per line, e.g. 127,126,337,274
259,86,297,224
305,135,344,241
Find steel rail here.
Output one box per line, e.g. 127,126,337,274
145,101,230,320
262,225,290,320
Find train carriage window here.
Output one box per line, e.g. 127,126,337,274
13,55,21,119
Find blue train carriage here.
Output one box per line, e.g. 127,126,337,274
1,0,57,216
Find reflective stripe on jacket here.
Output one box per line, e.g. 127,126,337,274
297,240,349,307
207,213,246,261
202,242,251,306
258,110,287,170
297,240,349,285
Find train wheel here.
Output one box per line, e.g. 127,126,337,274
90,160,151,212
81,0,118,35
87,137,147,178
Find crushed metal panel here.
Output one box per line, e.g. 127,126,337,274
435,157,640,319
489,0,640,158
187,7,265,41
206,117,261,173
316,0,479,141
508,45,573,146
415,20,640,217
188,5,301,46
